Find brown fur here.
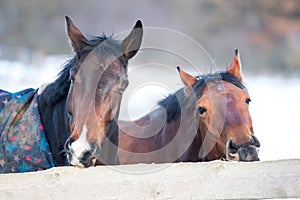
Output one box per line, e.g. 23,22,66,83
118,50,260,164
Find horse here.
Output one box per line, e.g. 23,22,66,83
0,16,143,173
118,49,260,164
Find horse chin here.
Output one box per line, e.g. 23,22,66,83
69,156,85,168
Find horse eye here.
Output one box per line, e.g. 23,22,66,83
246,98,251,104
198,107,207,115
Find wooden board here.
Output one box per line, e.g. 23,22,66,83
0,159,299,199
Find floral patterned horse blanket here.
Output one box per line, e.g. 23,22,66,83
0,88,55,173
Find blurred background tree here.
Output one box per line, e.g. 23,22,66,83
0,0,299,75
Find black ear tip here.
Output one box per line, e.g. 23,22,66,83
176,66,180,72
234,49,239,55
65,16,72,25
135,20,143,28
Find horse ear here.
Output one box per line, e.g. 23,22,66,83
65,16,88,54
226,49,243,81
121,20,143,60
177,66,197,94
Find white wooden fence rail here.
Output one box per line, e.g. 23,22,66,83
0,159,299,199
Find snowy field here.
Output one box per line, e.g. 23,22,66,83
0,57,299,161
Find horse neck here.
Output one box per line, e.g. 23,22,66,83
37,89,70,166
154,98,201,162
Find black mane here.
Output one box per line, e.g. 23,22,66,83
41,34,121,105
158,72,247,122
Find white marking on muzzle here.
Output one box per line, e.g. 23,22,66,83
70,125,91,167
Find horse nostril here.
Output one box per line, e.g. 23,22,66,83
228,140,238,154
251,135,260,148
92,142,102,155
80,150,93,167
64,137,75,152
79,142,102,167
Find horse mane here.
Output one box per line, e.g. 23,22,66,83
158,72,247,122
41,34,121,105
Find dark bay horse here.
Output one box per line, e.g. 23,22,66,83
0,17,143,173
118,49,260,164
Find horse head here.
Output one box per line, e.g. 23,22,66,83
64,17,143,167
178,50,260,162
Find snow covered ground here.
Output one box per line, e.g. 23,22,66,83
0,57,299,161
0,56,68,92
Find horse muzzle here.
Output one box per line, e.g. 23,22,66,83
226,135,260,162
64,137,102,168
